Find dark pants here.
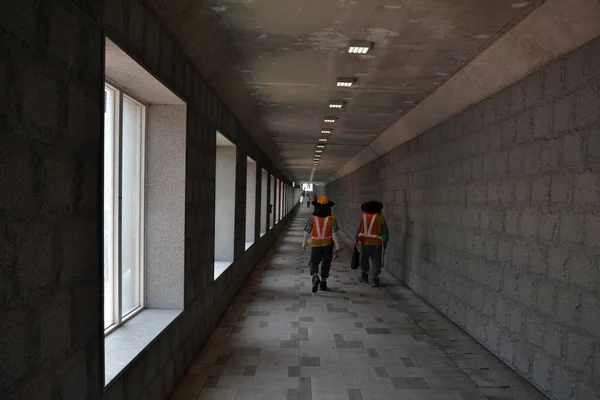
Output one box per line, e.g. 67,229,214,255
310,244,333,278
361,245,383,279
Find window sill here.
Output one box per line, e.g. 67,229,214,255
245,242,253,250
104,309,182,385
214,261,232,280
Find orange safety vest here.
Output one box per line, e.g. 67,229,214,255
312,215,333,247
358,213,383,245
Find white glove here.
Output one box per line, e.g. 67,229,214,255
332,232,341,252
302,231,310,251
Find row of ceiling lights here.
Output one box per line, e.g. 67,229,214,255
311,40,373,172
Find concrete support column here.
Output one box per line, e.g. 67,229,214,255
284,184,287,215
233,147,246,260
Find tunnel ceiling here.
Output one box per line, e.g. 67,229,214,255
144,0,542,183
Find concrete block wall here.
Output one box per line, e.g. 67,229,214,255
326,36,600,400
0,0,294,399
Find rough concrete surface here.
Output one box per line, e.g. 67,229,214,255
327,36,600,400
0,0,293,399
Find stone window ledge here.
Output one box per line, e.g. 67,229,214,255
104,309,182,385
214,261,233,280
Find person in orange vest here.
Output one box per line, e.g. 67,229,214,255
355,200,388,287
302,195,341,293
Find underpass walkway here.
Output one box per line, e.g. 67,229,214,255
170,207,547,400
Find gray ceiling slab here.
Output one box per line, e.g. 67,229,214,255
144,0,545,181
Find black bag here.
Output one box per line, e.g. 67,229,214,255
351,246,360,269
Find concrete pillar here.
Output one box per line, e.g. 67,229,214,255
215,146,236,262
245,158,256,248
283,184,287,215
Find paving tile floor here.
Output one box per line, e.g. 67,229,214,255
170,208,548,400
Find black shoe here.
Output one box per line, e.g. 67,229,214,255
312,274,321,293
370,277,380,287
360,272,368,283
320,280,328,291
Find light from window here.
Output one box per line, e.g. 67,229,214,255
104,83,146,333
104,87,116,330
214,132,236,278
245,158,256,249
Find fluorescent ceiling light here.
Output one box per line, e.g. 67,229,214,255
317,145,325,148
319,138,328,142
321,129,332,134
336,77,355,87
324,117,338,123
348,40,373,54
328,101,344,109
315,150,323,153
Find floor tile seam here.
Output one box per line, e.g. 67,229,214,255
378,277,501,396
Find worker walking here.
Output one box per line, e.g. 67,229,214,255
302,196,341,293
355,200,388,287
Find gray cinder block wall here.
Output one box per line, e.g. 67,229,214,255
327,37,600,400
0,0,295,399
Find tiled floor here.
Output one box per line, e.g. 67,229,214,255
170,208,548,400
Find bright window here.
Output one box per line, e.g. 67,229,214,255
214,132,236,279
104,83,146,334
260,169,267,236
270,175,275,228
245,158,257,250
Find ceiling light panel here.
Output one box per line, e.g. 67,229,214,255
329,101,344,109
348,40,373,54
321,129,332,134
319,138,328,142
336,77,355,87
315,150,323,153
317,145,325,148
324,117,338,123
